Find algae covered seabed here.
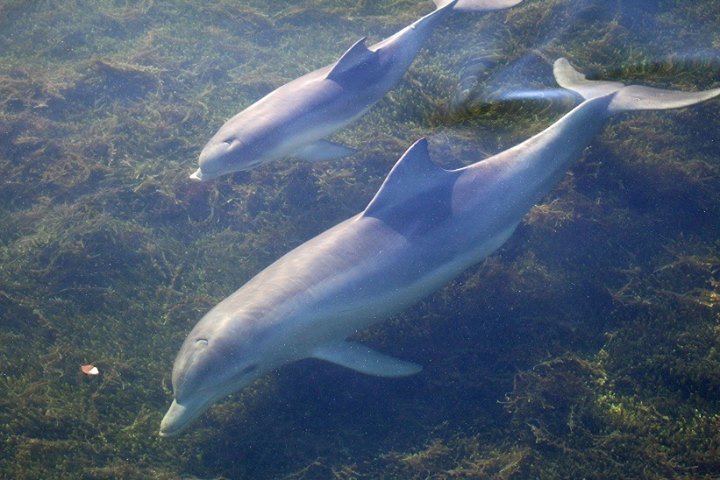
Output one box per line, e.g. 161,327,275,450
1,0,719,478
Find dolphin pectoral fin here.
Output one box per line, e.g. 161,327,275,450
294,140,356,162
312,341,422,377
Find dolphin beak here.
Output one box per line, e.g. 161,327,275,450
189,169,204,181
159,399,205,437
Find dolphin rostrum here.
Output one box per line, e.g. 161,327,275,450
161,59,719,436
190,0,523,181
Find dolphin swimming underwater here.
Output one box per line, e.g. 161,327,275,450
190,0,523,181
161,59,720,436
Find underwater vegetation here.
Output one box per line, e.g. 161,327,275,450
0,0,719,478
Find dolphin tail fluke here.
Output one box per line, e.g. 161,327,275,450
432,0,523,12
554,57,720,114
553,58,625,100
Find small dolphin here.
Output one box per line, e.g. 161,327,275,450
190,0,523,181
162,59,719,436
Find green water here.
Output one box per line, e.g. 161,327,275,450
0,0,719,478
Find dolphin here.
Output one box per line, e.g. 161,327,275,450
190,0,523,181
161,59,720,436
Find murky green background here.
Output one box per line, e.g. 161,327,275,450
1,0,719,478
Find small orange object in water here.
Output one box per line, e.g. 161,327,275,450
80,364,99,376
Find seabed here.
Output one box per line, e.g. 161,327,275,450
0,0,719,478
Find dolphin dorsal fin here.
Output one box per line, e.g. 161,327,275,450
363,138,452,218
326,37,376,81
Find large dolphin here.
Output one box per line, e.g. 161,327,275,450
161,59,720,436
190,0,523,181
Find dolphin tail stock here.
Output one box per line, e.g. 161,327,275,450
553,57,720,115
432,0,523,12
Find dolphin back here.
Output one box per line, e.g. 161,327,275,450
554,58,720,114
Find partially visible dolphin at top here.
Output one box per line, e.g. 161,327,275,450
161,59,720,436
190,0,524,181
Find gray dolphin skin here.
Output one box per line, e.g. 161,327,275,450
189,0,523,181
161,59,720,436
